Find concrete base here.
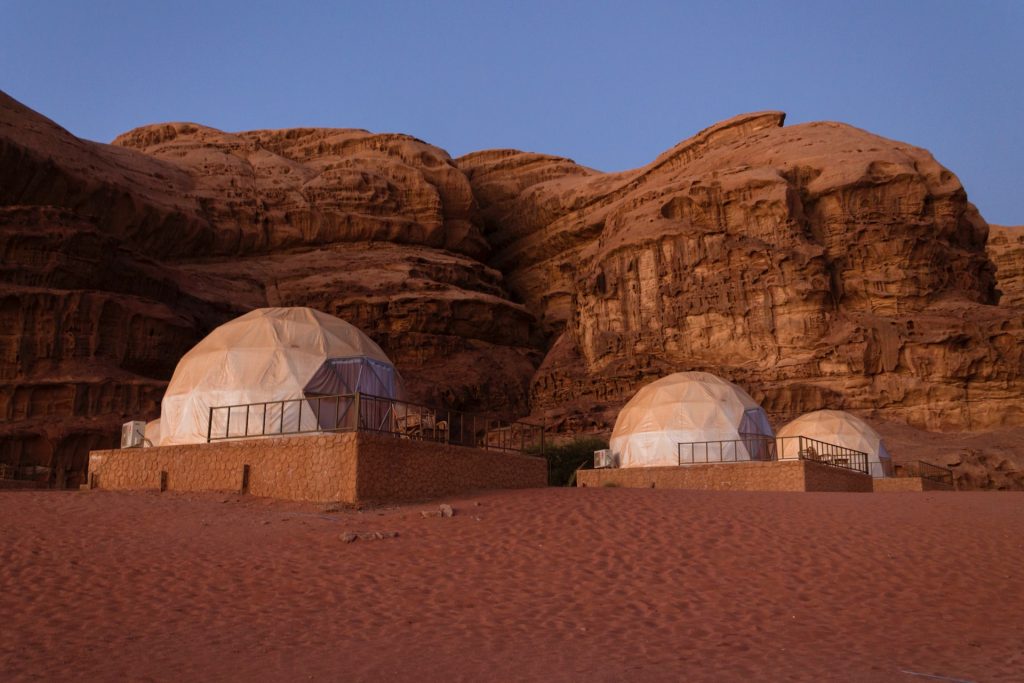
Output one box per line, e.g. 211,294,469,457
873,477,955,492
87,431,546,504
576,459,873,493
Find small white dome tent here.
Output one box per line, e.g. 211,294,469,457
158,307,403,446
777,410,893,477
610,372,774,468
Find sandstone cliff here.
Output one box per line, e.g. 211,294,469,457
0,92,538,486
460,113,1023,443
988,225,1024,307
2,91,1022,488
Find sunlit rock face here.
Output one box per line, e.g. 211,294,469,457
2,88,1022,487
0,91,537,485
987,225,1024,307
460,111,1022,440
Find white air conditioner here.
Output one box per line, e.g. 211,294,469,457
594,449,614,469
121,421,147,449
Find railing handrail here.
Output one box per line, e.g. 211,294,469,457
675,434,870,475
205,391,545,454
777,435,869,475
899,459,954,486
677,434,779,466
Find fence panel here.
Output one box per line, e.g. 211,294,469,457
206,392,544,454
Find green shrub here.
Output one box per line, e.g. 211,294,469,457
531,436,609,486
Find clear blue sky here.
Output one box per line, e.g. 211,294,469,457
2,0,1021,224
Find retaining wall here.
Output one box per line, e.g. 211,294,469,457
87,432,546,504
873,477,955,492
576,459,873,492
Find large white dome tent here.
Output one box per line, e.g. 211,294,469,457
777,410,893,477
609,372,774,468
158,307,403,445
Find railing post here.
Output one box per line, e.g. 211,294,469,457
207,406,214,443
354,392,361,432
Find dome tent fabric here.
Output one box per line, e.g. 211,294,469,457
144,419,161,447
610,372,774,468
158,307,403,446
777,410,893,477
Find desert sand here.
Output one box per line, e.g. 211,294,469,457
1,487,1021,682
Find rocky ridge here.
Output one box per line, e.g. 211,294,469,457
461,113,1022,439
1,91,1022,488
0,92,537,485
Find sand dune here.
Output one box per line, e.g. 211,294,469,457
1,488,1021,682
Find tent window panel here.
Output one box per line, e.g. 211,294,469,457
303,357,403,399
303,357,403,432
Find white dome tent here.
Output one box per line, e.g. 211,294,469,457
610,372,774,468
777,410,893,477
158,307,403,446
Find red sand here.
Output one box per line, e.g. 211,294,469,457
1,488,1021,682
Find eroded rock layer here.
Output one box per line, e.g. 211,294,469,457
2,91,1022,487
0,92,538,486
988,225,1024,307
459,113,1023,443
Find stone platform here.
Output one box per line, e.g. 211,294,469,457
576,459,874,493
87,431,546,504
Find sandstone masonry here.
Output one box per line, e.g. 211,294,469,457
87,432,546,504
576,460,873,493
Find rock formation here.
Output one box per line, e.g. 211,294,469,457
988,224,1024,307
2,91,1022,488
0,91,537,486
461,113,1024,440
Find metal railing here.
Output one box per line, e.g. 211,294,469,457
206,392,545,454
776,435,869,475
677,434,778,465
674,434,869,475
895,460,954,487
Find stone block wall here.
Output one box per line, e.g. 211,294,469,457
576,459,873,492
88,433,358,502
873,477,955,492
355,432,547,504
86,431,546,504
802,460,875,492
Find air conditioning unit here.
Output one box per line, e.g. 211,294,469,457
121,421,147,449
594,449,614,469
